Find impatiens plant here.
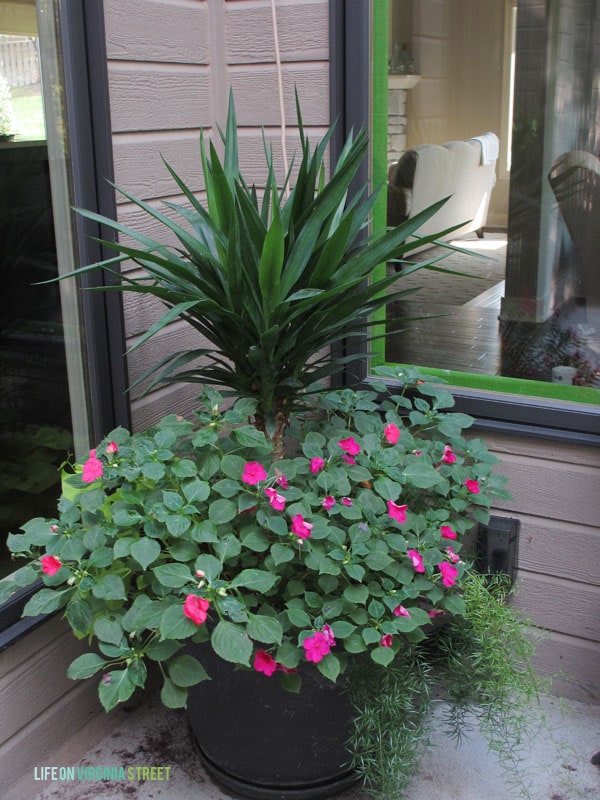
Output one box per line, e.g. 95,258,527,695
2,367,509,712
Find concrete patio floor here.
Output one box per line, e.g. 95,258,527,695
11,691,600,800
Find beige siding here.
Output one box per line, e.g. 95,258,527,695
485,432,600,704
105,0,329,430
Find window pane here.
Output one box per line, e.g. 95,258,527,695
383,0,600,404
0,0,89,578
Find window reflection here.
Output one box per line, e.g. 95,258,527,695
385,0,600,394
0,3,72,577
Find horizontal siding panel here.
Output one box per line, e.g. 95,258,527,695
126,320,207,386
130,382,209,430
225,2,328,64
229,64,329,126
2,628,90,736
533,630,600,704
2,681,106,796
515,514,600,586
108,65,210,133
105,0,209,64
113,132,205,199
514,571,600,643
115,200,195,250
490,455,599,528
486,432,600,468
123,290,172,339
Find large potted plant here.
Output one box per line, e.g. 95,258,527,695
1,96,542,799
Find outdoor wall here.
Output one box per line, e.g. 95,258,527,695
104,0,330,431
487,431,600,705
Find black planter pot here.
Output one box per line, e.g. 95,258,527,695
186,643,359,800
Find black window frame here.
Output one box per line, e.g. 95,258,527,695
0,0,129,649
329,2,600,446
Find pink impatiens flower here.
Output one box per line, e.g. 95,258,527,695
341,454,356,465
82,449,103,483
242,461,267,485
105,441,118,455
291,514,313,540
41,555,62,576
465,478,481,494
393,605,411,618
338,437,361,456
440,524,457,540
264,487,286,511
438,561,459,588
429,609,446,619
387,500,408,523
253,649,278,676
442,445,456,464
341,497,353,507
322,624,336,647
310,457,325,474
384,423,401,444
322,495,336,511
380,634,393,648
446,546,460,564
302,631,332,663
183,595,210,625
407,549,425,573
275,471,288,489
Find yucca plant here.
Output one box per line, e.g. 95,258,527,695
72,92,458,455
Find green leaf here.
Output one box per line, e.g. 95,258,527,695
98,669,136,712
23,588,72,616
131,537,161,570
153,563,193,588
241,528,270,552
145,638,183,661
211,620,252,665
142,461,166,481
159,604,200,640
343,584,369,605
208,498,237,524
280,671,302,693
247,614,283,644
343,634,367,653
166,515,192,537
362,627,381,645
230,569,277,592
160,676,188,708
194,554,223,582
65,599,94,636
182,478,210,503
67,653,108,680
441,592,466,616
92,574,127,601
330,620,356,639
316,653,340,682
168,654,210,687
93,614,125,646
371,646,395,666
233,425,270,449
213,478,242,498
271,543,295,565
286,606,312,628
162,491,184,511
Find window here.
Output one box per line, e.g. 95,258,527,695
331,1,600,439
0,0,128,641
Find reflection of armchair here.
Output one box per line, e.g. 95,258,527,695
548,151,600,309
